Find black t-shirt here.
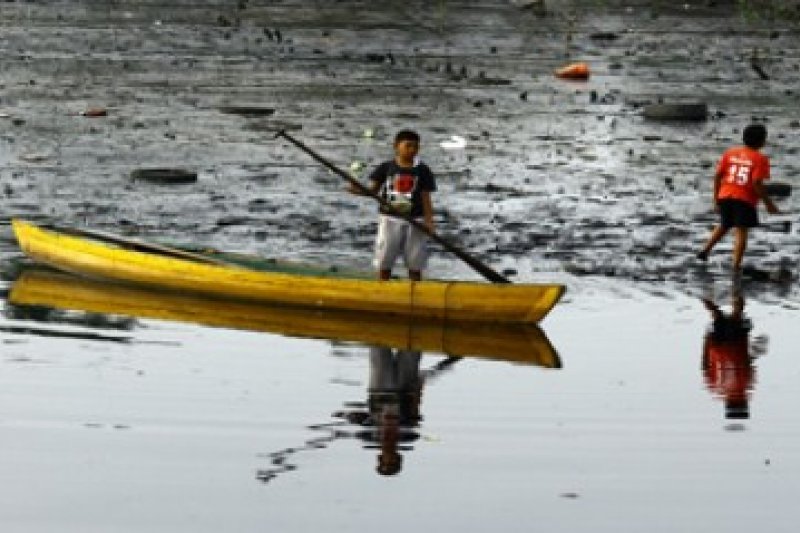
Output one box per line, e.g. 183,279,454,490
368,161,437,218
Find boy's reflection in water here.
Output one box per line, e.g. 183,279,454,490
701,292,766,420
256,346,458,483
334,346,458,476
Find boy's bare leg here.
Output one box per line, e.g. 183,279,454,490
379,269,392,280
732,227,748,270
409,270,421,281
699,225,729,259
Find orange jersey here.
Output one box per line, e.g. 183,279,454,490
716,146,770,206
704,338,753,401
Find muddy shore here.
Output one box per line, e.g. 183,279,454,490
1,0,798,298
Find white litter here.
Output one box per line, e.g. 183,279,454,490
440,135,467,150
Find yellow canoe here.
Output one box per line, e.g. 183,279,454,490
9,268,562,367
11,219,565,324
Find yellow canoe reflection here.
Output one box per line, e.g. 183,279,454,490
9,268,562,368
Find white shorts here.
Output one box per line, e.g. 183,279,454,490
368,346,422,392
374,215,430,272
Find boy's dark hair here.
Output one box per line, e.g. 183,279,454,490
743,124,767,149
394,130,420,145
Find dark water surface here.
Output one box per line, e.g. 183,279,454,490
1,277,799,532
2,1,800,531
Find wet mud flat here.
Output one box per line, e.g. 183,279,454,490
1,0,799,299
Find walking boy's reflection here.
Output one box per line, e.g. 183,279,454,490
701,292,766,420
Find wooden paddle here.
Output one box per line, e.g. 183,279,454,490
275,130,510,284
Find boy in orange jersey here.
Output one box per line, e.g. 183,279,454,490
697,124,779,271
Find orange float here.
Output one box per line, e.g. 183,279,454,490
555,62,590,80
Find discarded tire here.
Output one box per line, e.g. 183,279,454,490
764,181,791,198
218,106,275,117
130,168,197,184
642,103,708,121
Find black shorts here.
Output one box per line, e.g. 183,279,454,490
718,199,758,228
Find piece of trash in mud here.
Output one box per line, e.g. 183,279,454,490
763,181,791,198
364,52,390,63
80,107,108,117
362,128,374,139
474,73,511,86
763,220,792,234
18,153,50,163
440,135,467,150
742,265,793,283
555,62,590,80
590,32,620,41
349,161,365,175
130,168,198,184
0,112,10,119
513,0,546,12
642,103,708,121
218,106,275,117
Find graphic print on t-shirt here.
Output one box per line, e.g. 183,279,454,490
386,171,417,213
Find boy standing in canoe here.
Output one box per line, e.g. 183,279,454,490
697,124,779,271
351,130,437,281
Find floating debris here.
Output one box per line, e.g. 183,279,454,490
764,181,791,198
642,103,708,121
440,135,467,150
18,153,50,163
218,106,275,117
80,107,108,117
590,32,620,41
349,161,365,175
130,168,198,184
555,62,590,80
